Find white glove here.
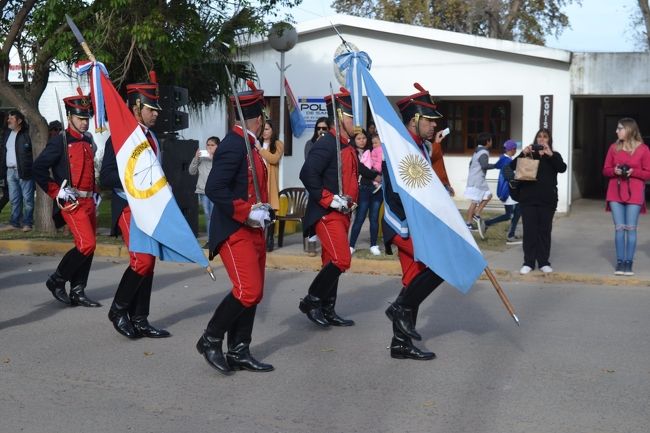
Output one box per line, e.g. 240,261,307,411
329,194,348,210
246,206,271,228
56,186,77,203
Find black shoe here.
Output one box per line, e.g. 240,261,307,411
322,299,355,326
226,343,274,372
385,302,421,341
46,273,71,305
69,285,102,307
108,309,139,339
299,294,330,328
390,338,436,360
196,334,233,375
132,317,171,338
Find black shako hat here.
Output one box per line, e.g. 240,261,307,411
230,80,265,120
63,94,93,119
127,71,162,111
325,87,353,121
396,83,442,122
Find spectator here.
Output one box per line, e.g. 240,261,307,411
361,133,383,191
349,130,383,256
256,120,284,252
48,120,63,139
189,136,219,244
0,110,34,232
484,139,521,243
426,128,454,196
367,120,377,136
464,132,494,239
511,128,567,275
602,118,650,276
304,117,330,159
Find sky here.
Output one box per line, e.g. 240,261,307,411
282,0,645,52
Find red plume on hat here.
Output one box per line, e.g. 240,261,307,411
396,82,443,121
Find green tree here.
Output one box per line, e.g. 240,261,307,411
1,0,299,232
332,0,579,45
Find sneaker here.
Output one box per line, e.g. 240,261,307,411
369,245,381,256
22,225,32,232
614,260,624,276
519,265,532,275
623,260,634,276
473,215,485,240
506,235,522,245
350,246,355,255
0,224,19,232
540,265,553,273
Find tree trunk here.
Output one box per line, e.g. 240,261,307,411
639,0,650,49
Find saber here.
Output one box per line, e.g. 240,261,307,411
54,88,72,185
329,82,344,199
484,267,520,326
65,14,96,62
330,22,353,53
224,65,262,204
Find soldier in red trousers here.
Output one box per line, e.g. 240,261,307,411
196,81,275,375
298,88,359,328
33,93,101,308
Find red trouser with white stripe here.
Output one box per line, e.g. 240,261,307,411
219,226,266,307
61,197,96,256
391,235,426,287
118,205,155,276
315,211,352,272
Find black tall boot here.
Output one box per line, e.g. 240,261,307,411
299,262,342,327
197,293,246,375
46,247,86,305
385,269,443,341
225,306,274,372
69,253,101,307
322,280,355,326
130,274,170,338
108,267,142,339
389,315,436,361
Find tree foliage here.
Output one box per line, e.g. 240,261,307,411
0,0,300,231
332,0,579,45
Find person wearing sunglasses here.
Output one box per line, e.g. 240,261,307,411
304,117,331,160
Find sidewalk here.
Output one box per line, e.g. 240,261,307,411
1,199,648,286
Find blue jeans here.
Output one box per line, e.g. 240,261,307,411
609,201,641,262
7,167,34,228
485,203,520,237
349,184,382,247
199,193,214,234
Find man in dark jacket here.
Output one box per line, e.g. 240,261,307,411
0,110,34,231
32,94,101,307
298,88,359,328
196,81,274,375
100,77,170,340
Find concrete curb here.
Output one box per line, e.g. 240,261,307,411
2,239,649,287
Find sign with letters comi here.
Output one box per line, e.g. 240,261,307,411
539,95,553,134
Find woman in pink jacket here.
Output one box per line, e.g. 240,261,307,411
602,118,650,276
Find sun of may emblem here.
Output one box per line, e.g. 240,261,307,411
398,154,432,189
124,141,167,199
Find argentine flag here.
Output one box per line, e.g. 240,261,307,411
338,51,487,293
88,66,208,267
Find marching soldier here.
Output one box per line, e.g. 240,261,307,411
100,77,170,339
383,83,446,360
196,81,274,375
298,87,359,328
33,93,101,308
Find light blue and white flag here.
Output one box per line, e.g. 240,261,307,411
340,51,486,293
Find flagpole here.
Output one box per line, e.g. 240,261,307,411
484,267,520,325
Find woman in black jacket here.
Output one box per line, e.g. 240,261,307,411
510,128,567,274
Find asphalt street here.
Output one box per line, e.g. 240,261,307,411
1,253,649,433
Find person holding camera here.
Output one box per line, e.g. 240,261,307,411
510,128,567,274
602,118,650,276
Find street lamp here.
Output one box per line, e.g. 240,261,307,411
268,22,297,190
